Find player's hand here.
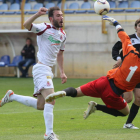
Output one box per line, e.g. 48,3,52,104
60,73,67,84
37,7,48,16
113,59,122,69
102,15,117,25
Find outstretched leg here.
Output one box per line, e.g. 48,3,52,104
84,101,129,119
45,87,84,102
0,90,37,109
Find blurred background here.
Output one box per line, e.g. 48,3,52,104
0,0,139,78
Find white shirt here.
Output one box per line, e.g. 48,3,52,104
30,23,66,66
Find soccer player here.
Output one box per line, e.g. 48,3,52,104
46,15,140,122
0,7,67,140
112,19,140,129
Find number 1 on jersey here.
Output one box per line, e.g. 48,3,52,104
126,66,138,82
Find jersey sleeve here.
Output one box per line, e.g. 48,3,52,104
112,41,122,60
118,31,135,56
60,39,66,51
60,29,66,51
29,23,47,34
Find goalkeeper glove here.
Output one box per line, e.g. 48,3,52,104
102,15,119,26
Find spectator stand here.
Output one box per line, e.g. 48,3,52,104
28,3,43,14
0,1,140,41
113,1,128,12
0,3,8,14
125,1,140,12
0,0,139,16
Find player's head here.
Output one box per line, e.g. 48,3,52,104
134,19,140,53
48,7,63,29
26,38,32,46
135,19,140,33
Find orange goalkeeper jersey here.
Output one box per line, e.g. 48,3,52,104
107,30,140,91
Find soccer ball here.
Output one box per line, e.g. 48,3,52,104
94,0,110,15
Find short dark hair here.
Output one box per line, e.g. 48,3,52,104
48,7,61,19
134,19,140,54
135,19,140,28
26,37,32,43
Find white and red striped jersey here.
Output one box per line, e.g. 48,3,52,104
30,22,66,67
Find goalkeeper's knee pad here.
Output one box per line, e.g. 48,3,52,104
63,87,77,97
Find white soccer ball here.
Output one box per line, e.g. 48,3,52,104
94,0,110,15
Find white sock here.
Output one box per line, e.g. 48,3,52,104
10,94,37,109
44,103,54,135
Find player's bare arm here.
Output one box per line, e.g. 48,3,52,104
23,7,48,30
57,50,67,84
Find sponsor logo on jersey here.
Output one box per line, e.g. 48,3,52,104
48,35,61,45
47,81,51,86
47,76,52,79
48,32,55,35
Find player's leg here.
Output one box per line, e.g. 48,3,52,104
123,91,133,103
94,92,129,118
41,88,59,140
123,88,140,129
0,90,37,109
45,79,100,102
32,63,58,139
37,94,45,110
84,77,129,119
118,104,130,115
84,102,129,119
45,87,83,102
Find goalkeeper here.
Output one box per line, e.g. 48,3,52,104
46,16,140,119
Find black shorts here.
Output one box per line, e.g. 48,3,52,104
135,83,140,88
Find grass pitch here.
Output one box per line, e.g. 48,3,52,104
0,77,140,140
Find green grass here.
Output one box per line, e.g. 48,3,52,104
0,78,139,140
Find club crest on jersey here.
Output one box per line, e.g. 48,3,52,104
47,81,51,86
36,28,40,32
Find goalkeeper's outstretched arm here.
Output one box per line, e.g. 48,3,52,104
102,15,131,52
102,15,123,32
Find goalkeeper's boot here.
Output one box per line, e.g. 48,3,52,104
102,15,117,25
44,133,59,140
45,91,66,102
0,90,14,107
84,101,97,119
123,123,139,129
